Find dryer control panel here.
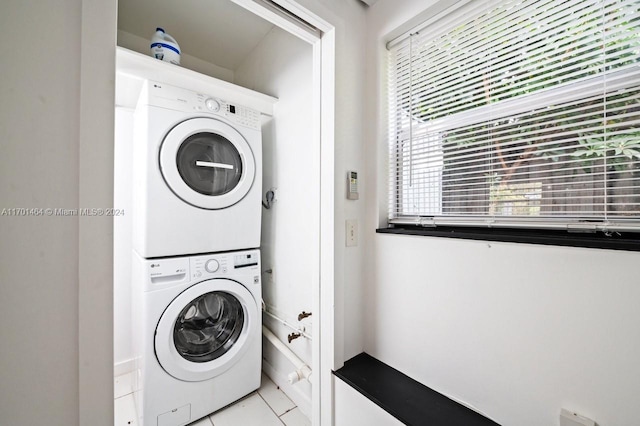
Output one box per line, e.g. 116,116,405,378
144,81,261,130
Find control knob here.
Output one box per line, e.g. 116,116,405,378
205,259,220,273
205,98,220,112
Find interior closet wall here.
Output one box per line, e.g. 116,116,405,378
234,27,314,413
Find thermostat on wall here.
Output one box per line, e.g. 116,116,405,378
347,171,359,200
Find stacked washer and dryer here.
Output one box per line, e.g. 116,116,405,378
129,80,265,426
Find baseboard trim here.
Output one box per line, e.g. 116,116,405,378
114,358,135,377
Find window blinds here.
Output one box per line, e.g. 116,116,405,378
387,0,640,232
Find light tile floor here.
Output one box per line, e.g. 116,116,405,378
114,372,310,426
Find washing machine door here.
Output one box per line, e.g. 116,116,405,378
159,117,256,209
155,278,258,382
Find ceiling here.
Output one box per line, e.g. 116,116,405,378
118,0,275,71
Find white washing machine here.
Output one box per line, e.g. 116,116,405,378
132,80,263,258
132,249,262,426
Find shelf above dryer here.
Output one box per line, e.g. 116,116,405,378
115,46,278,115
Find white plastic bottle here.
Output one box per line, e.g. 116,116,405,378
150,27,181,65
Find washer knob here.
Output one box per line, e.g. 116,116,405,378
205,98,220,112
205,259,220,273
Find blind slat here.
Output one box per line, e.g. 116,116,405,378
387,0,640,231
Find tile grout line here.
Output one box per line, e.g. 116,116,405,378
256,391,288,425
280,406,297,416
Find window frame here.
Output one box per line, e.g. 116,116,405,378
383,0,640,246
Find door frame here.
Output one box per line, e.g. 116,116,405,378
79,1,335,425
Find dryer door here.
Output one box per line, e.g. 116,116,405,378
159,117,256,209
155,278,258,382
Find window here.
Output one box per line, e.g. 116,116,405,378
387,0,640,233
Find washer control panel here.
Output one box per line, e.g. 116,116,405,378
139,249,261,292
234,252,259,269
145,81,261,130
189,249,261,281
191,255,229,280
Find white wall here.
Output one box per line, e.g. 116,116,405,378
234,26,315,412
328,0,368,366
368,236,640,426
364,1,640,425
0,0,81,423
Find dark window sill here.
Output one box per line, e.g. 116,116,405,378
376,225,640,252
334,353,500,426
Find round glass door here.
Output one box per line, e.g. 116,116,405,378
155,278,258,382
160,117,256,210
173,291,244,363
176,133,243,196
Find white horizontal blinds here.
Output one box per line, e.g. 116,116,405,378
389,35,445,217
388,0,640,231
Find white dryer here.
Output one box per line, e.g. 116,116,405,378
131,249,262,426
132,80,263,258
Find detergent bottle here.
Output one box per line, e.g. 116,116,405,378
150,27,181,65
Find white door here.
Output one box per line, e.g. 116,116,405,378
155,279,258,382
160,117,256,209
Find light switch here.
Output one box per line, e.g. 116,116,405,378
346,220,357,247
